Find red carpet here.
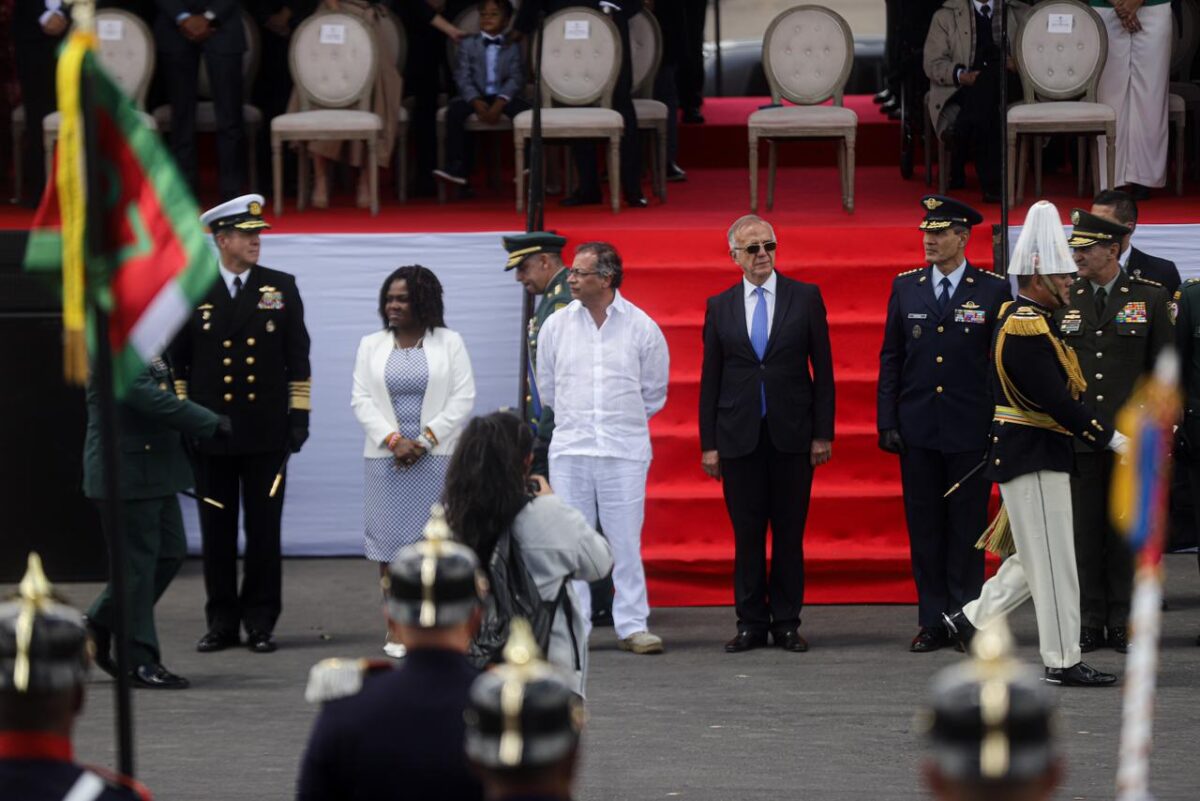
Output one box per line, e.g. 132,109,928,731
8,99,1199,605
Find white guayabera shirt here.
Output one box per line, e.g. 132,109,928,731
536,290,670,463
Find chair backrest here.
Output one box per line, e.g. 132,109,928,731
378,6,408,73
199,9,260,99
288,11,378,111
629,11,662,98
447,6,482,66
761,5,853,107
537,6,621,108
1014,0,1107,103
1171,0,1200,80
94,9,155,108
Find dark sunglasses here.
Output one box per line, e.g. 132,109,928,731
735,241,777,256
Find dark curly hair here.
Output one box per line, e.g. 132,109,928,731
442,411,533,566
377,265,446,331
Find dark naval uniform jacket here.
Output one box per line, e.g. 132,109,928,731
297,650,483,801
0,732,150,801
171,264,311,454
1175,278,1200,457
82,359,219,499
878,263,1011,452
986,299,1112,483
1126,247,1181,295
1053,271,1173,453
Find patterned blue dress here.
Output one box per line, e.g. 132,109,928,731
363,346,449,561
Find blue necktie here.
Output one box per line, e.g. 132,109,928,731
752,286,768,416
937,276,951,314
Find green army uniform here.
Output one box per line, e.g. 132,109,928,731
1055,209,1174,641
84,358,221,668
527,267,571,427
1174,278,1200,567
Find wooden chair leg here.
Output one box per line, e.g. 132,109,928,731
748,133,758,213
368,139,379,216
835,137,846,208
297,144,309,212
608,135,620,214
845,136,856,213
1105,129,1116,191
514,133,525,213
1016,136,1028,204
1033,136,1043,199
766,140,777,211
272,136,283,217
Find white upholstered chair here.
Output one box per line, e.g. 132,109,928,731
151,10,263,191
270,11,382,215
1008,0,1113,205
39,9,158,186
747,5,857,213
629,10,668,201
513,7,624,214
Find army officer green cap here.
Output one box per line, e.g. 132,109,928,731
502,232,567,270
1067,208,1130,248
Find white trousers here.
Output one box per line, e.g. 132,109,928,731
1096,4,1172,189
549,454,651,640
963,470,1082,669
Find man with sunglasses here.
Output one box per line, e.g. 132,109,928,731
877,196,1011,654
700,215,835,653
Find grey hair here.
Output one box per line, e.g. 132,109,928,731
575,241,623,289
727,215,777,250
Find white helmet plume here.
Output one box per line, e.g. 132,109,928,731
1007,201,1075,276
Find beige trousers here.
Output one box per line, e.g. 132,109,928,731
1096,4,1172,189
963,470,1082,669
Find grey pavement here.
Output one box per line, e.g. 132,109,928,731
22,554,1200,801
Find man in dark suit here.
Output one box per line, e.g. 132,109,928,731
83,359,228,689
153,0,246,198
297,508,484,801
1091,189,1181,294
1174,276,1200,646
514,0,648,207
877,196,1011,653
1058,209,1173,654
699,214,835,653
170,194,311,655
12,0,68,206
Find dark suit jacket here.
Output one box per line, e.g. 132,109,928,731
877,263,1011,453
699,272,835,459
1126,246,1181,294
170,264,311,455
453,34,525,102
153,0,245,54
82,360,219,500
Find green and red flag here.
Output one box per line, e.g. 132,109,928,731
23,29,217,396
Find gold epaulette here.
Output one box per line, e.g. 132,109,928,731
174,379,189,400
1130,276,1164,288
288,378,312,411
979,269,1006,279
1000,307,1050,336
304,658,394,703
896,267,924,278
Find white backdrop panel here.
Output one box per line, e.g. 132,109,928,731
183,232,521,556
1007,224,1200,279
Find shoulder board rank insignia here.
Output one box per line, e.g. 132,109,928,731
896,267,924,277
981,270,1005,279
923,197,943,210
1003,307,1051,336
304,658,395,703
1131,276,1163,288
1186,277,1200,285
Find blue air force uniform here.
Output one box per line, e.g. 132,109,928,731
877,196,1011,645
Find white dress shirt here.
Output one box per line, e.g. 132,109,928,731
218,262,250,296
930,261,967,302
742,270,777,340
536,290,670,463
482,33,504,97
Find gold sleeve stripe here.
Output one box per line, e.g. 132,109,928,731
174,379,189,399
289,379,313,411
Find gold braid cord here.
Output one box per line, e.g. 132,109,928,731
994,310,1087,409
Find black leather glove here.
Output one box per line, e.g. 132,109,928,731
878,429,905,455
288,409,309,453
214,415,233,439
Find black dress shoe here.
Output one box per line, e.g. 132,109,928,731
247,631,277,653
682,109,705,124
559,191,601,207
910,626,950,653
666,163,687,182
942,610,976,651
1079,626,1104,653
1108,626,1128,654
772,628,809,652
196,630,239,653
132,663,189,690
84,617,118,678
625,193,649,208
1044,662,1117,687
724,630,768,653
873,88,893,105
880,98,900,115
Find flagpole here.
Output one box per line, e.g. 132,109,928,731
73,0,136,774
518,8,546,410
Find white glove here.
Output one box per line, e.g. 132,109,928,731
1108,430,1130,456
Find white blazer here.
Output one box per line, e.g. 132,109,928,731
351,327,476,458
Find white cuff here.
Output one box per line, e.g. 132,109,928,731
1108,430,1129,455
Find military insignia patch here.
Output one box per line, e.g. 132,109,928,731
266,319,277,333
907,313,927,319
923,197,943,210
1169,301,1178,324
961,301,980,309
954,308,986,324
1060,317,1081,334
258,290,284,311
249,200,263,216
1115,301,1147,324
1071,210,1081,224
912,325,922,339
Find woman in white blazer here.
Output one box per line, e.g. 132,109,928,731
351,266,475,654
